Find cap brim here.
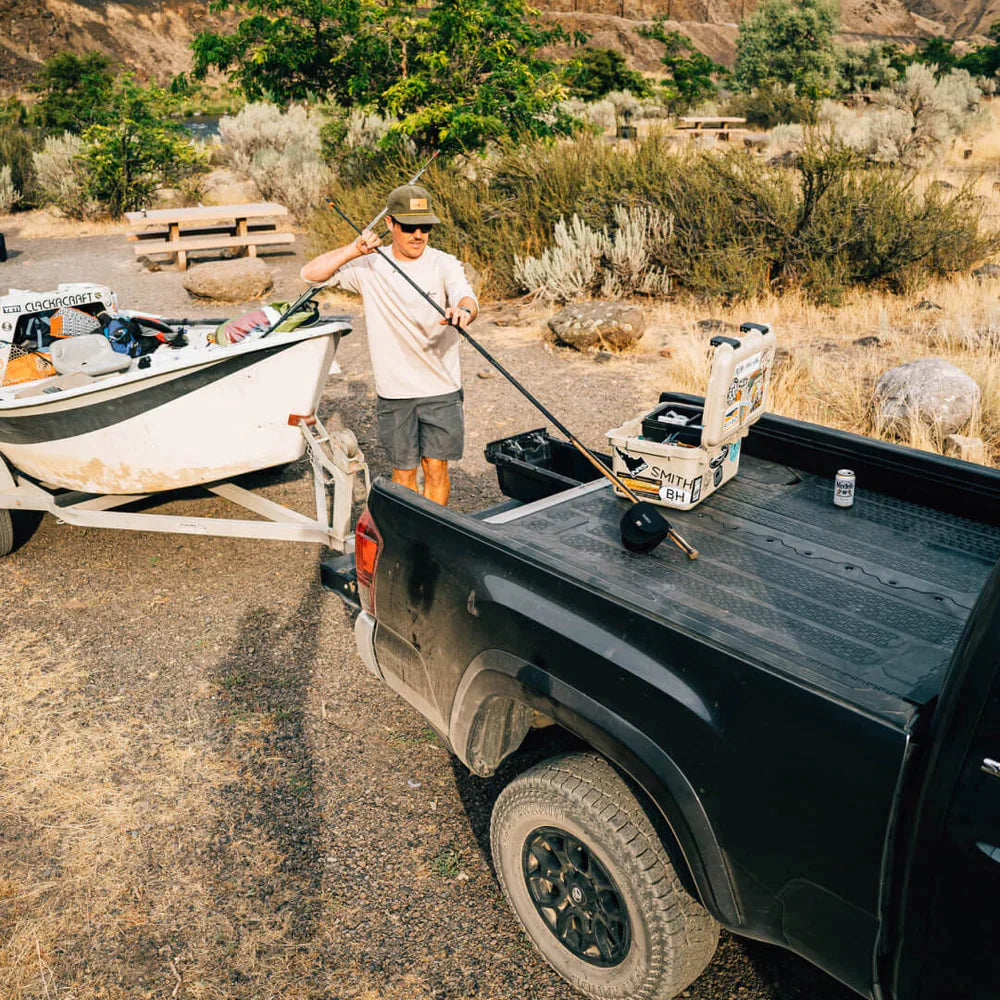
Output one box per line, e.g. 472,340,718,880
391,212,442,225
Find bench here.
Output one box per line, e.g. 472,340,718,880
125,203,294,271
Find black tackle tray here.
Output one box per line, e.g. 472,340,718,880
484,428,608,503
640,401,704,445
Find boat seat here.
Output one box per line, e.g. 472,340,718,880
50,335,133,376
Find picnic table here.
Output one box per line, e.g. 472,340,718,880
125,203,295,271
674,116,748,141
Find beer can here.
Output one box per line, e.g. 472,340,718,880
834,469,856,508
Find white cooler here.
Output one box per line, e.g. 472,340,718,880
607,323,777,510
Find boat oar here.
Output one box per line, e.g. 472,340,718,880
328,201,698,560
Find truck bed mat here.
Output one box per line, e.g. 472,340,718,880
496,455,1000,717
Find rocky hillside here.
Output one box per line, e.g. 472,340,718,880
3,0,999,91
0,0,231,90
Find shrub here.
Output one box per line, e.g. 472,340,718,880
563,48,652,101
79,78,208,217
515,206,674,301
219,102,332,219
309,132,996,302
33,133,95,218
0,165,19,213
865,65,983,165
0,125,37,207
724,84,818,129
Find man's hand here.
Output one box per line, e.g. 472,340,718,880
355,229,381,255
441,304,474,330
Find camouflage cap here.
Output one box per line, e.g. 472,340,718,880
385,184,441,225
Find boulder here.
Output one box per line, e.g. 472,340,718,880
696,318,738,333
182,258,275,302
943,434,986,464
547,301,646,352
874,358,980,435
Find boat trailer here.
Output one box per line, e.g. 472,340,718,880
0,414,369,555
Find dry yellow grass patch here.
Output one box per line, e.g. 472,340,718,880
0,209,129,239
643,277,1000,466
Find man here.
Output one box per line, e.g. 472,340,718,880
301,184,478,506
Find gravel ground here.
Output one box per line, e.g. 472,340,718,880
0,236,858,999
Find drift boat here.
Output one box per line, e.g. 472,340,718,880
0,285,351,494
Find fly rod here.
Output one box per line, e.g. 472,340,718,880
328,200,698,560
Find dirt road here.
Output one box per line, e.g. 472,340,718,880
0,236,857,999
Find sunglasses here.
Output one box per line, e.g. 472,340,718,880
395,221,434,234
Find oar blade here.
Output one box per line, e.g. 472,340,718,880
620,501,671,554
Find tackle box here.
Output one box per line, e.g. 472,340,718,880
485,428,606,502
606,324,777,510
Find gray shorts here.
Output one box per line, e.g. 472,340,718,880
376,388,464,470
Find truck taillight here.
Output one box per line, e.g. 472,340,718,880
355,507,382,615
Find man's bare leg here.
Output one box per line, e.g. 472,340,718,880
392,467,419,492
421,457,450,506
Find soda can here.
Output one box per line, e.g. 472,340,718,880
834,469,856,508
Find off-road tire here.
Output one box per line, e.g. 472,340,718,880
490,752,719,1000
0,509,13,558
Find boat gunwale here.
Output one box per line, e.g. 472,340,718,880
0,319,351,413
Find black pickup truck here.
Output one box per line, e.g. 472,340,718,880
325,393,1000,1000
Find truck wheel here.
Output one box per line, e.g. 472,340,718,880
490,752,719,1000
0,509,12,557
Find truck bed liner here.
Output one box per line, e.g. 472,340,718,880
493,454,1000,720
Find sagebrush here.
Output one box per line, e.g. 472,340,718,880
33,133,94,219
219,102,332,220
310,132,995,302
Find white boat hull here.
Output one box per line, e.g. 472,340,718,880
0,325,342,494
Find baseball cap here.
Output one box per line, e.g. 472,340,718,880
385,184,441,225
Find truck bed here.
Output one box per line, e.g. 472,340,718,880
484,452,1000,724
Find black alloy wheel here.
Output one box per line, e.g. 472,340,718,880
522,826,631,967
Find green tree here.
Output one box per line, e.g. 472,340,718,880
29,52,116,133
639,23,721,111
191,0,418,106
912,35,957,77
732,0,840,99
379,0,577,153
836,42,898,94
192,0,575,154
563,48,651,100
956,21,1000,78
80,77,207,216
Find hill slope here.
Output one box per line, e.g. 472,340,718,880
2,0,998,91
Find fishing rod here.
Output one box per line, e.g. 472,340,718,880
328,200,698,560
258,151,441,340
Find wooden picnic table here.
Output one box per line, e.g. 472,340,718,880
125,202,295,271
673,117,748,142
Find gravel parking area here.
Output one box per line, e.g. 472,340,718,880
0,234,857,999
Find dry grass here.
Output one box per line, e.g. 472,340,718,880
0,209,129,239
642,274,1000,467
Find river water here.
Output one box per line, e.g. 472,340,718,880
180,114,222,140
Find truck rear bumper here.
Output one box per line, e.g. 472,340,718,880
354,611,382,679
